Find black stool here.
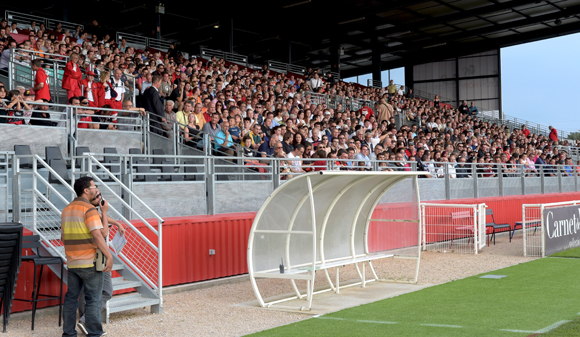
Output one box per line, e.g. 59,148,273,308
14,235,64,330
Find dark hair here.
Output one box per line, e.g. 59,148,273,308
68,96,79,104
74,176,93,197
31,59,42,68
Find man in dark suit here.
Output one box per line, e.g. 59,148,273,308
141,74,165,135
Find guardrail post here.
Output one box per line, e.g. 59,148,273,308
444,164,450,200
172,125,178,157
521,166,526,195
575,165,579,192
11,154,21,224
540,165,545,194
53,61,59,104
498,164,504,197
558,167,562,193
472,164,478,198
121,156,132,219
204,134,212,156
205,157,215,215
272,160,280,190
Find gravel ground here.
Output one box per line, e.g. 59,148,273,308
3,234,535,337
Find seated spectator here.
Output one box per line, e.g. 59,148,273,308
30,99,54,126
183,113,200,148
354,144,371,167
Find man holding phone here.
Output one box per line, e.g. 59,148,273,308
61,177,113,337
77,193,125,335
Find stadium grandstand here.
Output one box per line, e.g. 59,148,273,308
2,0,580,335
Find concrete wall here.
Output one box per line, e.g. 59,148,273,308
0,124,67,156
214,181,272,214
132,182,206,217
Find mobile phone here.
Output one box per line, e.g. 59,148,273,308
101,199,105,206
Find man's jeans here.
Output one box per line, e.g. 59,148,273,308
79,271,113,324
62,266,103,337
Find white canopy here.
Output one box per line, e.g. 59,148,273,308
247,171,422,310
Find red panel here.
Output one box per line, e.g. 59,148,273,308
12,193,580,313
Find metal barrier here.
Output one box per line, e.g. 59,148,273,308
421,203,487,254
367,79,382,88
13,152,164,317
200,48,248,67
116,31,173,53
116,32,147,50
5,11,83,32
522,204,543,257
522,200,580,257
7,48,136,105
267,60,305,75
0,152,10,222
480,110,571,140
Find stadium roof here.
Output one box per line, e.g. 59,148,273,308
13,0,580,77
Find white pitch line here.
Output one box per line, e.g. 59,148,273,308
499,329,537,333
356,320,397,324
535,320,571,333
421,323,462,328
316,317,347,321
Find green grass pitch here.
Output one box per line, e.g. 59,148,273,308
247,257,580,336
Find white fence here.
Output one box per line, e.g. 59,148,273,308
421,203,487,254
522,201,580,257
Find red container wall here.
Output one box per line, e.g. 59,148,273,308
11,192,580,313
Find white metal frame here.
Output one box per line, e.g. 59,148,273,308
523,200,580,257
420,203,487,254
248,171,422,310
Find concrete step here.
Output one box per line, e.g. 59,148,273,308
112,277,142,291
112,263,124,271
108,294,159,314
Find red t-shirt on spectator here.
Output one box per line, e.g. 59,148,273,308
358,107,374,120
549,128,558,142
522,128,530,137
312,160,326,171
35,68,51,101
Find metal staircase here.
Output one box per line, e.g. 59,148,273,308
10,153,164,324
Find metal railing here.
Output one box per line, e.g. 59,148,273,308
200,48,248,67
7,48,136,105
0,152,9,222
267,60,305,75
480,110,571,140
421,203,487,254
5,11,84,33
116,31,174,53
12,152,164,308
58,151,580,215
367,79,382,89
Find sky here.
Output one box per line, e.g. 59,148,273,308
343,32,580,135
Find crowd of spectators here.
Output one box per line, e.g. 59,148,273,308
0,17,579,179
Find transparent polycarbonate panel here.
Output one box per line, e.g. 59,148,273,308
368,177,420,256
352,176,401,256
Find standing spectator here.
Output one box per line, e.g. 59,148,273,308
309,73,323,92
375,97,393,123
107,69,125,112
61,177,112,337
80,71,99,107
30,59,50,102
142,74,165,135
386,80,397,97
0,40,16,76
468,102,479,115
62,52,82,99
458,100,469,115
549,125,558,142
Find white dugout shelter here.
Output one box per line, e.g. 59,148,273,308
248,171,422,310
